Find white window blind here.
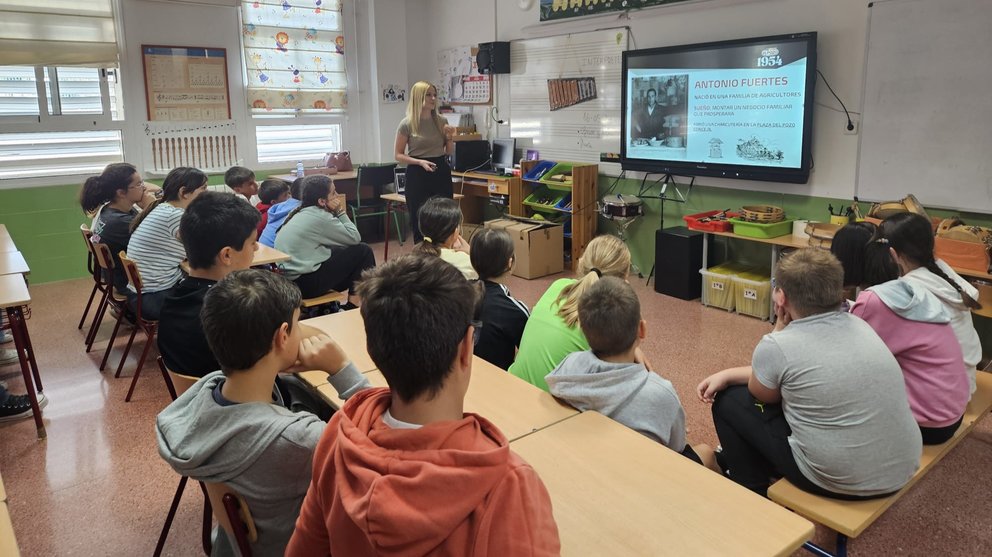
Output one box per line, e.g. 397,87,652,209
0,130,123,179
255,124,340,163
0,0,119,67
241,1,347,115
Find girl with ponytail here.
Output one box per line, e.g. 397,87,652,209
414,197,476,279
274,175,375,304
80,163,152,294
509,235,631,391
124,167,208,320
878,212,983,396
848,212,971,444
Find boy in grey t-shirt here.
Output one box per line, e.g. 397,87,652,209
697,249,921,498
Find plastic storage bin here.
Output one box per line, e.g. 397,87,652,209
539,162,576,191
684,210,741,232
729,217,794,239
734,270,772,320
522,160,557,182
523,187,569,213
699,262,748,311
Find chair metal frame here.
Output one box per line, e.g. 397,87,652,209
78,224,101,330
113,251,160,402
348,163,404,244
153,357,213,557
86,242,128,358
204,483,258,557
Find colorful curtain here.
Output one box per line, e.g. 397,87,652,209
241,0,347,114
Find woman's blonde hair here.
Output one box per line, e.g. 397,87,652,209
406,81,446,138
555,235,631,327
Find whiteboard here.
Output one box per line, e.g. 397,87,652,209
509,29,628,175
856,0,992,213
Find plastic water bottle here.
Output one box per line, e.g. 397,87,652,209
296,160,305,177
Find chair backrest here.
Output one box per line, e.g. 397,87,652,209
204,482,258,557
91,242,116,273
156,356,200,401
354,163,398,209
80,224,96,276
118,251,151,321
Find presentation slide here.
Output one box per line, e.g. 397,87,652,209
625,41,809,169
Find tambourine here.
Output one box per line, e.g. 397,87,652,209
740,205,785,223
805,222,842,249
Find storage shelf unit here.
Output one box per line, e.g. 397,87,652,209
519,160,598,270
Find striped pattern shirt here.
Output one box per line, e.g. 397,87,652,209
126,203,186,293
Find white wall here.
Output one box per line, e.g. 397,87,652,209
367,0,412,162
408,0,871,199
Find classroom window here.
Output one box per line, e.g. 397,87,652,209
254,124,341,164
240,1,347,116
0,67,122,120
0,130,124,180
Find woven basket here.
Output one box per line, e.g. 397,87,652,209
740,205,785,223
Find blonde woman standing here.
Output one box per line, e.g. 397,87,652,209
509,235,631,391
394,81,454,243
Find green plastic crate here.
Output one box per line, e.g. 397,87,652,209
729,217,794,239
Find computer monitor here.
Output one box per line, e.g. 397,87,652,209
452,140,491,171
491,138,516,172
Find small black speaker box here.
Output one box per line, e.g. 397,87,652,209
655,226,704,300
477,42,510,75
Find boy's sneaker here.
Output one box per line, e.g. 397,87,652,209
0,348,21,366
0,392,47,423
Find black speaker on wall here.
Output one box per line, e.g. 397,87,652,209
477,41,510,75
655,227,705,300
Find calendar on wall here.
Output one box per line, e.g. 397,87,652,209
437,45,492,105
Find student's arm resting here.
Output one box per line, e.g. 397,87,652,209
749,336,785,404
696,366,751,403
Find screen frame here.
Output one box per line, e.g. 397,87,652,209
491,138,516,171
620,32,817,184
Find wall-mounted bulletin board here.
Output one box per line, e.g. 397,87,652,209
142,45,231,122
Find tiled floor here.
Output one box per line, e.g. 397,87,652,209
1,239,990,556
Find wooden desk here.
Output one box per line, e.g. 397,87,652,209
0,225,16,253
301,310,375,373
0,251,29,276
0,274,44,438
511,411,814,556
0,503,20,557
252,244,291,267
380,192,465,259
314,356,578,442
451,171,523,224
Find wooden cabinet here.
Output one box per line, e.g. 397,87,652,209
518,160,598,270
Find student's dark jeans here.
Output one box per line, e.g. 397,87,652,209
294,243,376,299
127,287,172,322
712,385,894,500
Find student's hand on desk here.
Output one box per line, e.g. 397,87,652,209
292,334,351,376
418,159,437,172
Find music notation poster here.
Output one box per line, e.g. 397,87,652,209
142,45,232,121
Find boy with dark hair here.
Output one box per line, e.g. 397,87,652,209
158,191,261,377
259,177,303,248
255,178,291,237
223,165,259,203
287,255,560,556
157,269,369,556
697,248,921,498
545,277,716,469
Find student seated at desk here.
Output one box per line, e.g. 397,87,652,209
80,162,158,295
510,235,631,392
286,255,560,556
256,178,290,237
470,228,529,369
157,269,370,557
224,165,260,205
697,249,921,499
546,277,718,470
415,196,477,279
275,175,375,303
125,167,207,320
259,177,302,248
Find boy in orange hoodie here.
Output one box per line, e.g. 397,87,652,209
287,255,561,556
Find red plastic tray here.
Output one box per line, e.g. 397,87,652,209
684,210,740,232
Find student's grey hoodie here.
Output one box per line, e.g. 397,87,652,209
156,367,368,557
903,260,982,395
545,350,686,451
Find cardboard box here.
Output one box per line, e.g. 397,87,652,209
485,218,564,279
461,223,484,243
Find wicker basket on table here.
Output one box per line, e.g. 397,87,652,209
740,205,785,223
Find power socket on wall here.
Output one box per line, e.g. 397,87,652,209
844,115,860,135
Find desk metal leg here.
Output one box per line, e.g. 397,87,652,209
6,306,45,439
383,202,392,261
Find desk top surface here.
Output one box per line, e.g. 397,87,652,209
381,193,464,203
511,411,814,556
452,170,519,181
0,251,29,276
0,226,15,253
301,310,375,373
315,357,578,442
0,274,30,307
271,169,359,182
252,244,291,266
